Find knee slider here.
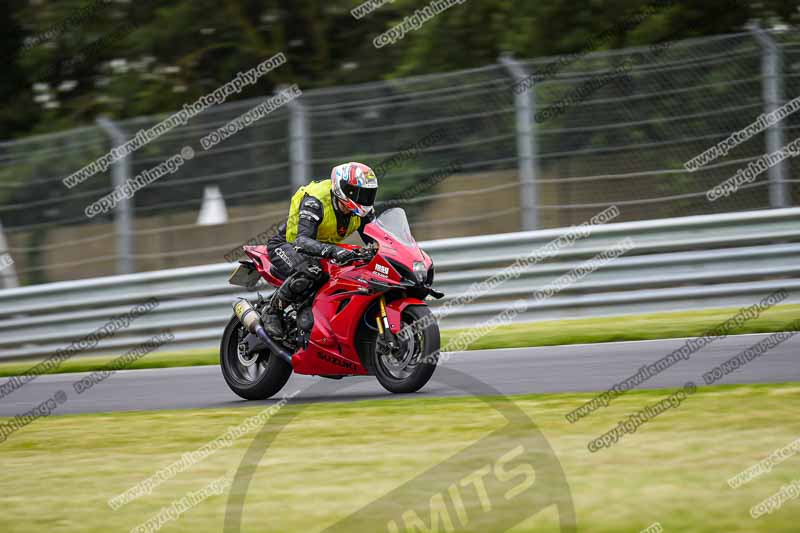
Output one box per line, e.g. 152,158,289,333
288,276,314,296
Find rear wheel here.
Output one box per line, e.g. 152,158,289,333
369,305,439,394
220,314,292,400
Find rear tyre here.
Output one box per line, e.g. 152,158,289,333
220,314,292,400
370,305,439,394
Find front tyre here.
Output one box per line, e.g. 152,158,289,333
371,305,439,394
220,314,292,400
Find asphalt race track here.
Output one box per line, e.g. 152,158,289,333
0,333,798,416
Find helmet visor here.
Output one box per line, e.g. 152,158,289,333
340,182,377,206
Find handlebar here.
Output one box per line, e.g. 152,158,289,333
330,245,377,266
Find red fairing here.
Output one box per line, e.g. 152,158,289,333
291,248,403,376
243,246,284,288
249,215,433,376
384,298,426,334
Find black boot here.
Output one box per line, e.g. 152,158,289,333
262,294,285,339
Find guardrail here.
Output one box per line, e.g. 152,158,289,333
1,208,799,361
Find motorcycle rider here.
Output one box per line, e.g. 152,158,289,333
263,162,379,338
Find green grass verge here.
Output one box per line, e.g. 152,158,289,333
2,383,798,532
450,302,800,351
0,303,798,378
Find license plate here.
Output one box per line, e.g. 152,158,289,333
228,262,260,289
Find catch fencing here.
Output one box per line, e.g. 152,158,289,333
0,31,799,286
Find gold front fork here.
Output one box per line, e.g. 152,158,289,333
376,295,390,335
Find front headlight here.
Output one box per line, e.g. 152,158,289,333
413,261,427,284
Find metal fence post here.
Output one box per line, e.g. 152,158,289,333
499,54,538,230
287,93,311,189
0,221,19,289
749,24,791,208
96,117,134,275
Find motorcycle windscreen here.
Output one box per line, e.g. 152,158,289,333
370,208,416,246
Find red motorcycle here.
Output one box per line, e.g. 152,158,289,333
221,208,443,400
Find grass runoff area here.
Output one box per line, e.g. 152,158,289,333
0,383,798,532
0,303,798,378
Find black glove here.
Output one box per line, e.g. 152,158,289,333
327,246,356,263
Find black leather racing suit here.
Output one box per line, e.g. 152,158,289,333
263,191,375,336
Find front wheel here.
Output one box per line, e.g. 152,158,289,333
220,314,292,400
370,305,439,394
